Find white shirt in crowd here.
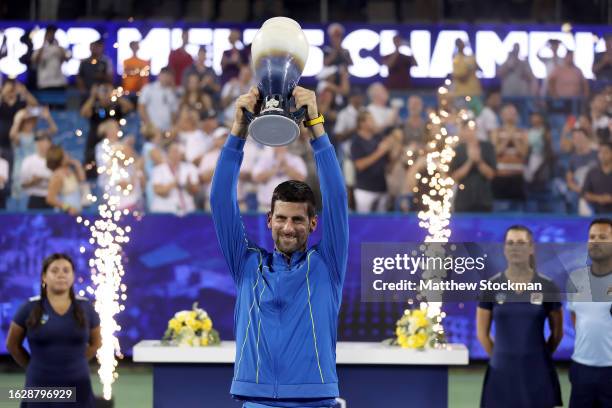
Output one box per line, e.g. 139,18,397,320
221,80,254,125
151,161,199,214
34,43,68,88
252,147,307,210
366,103,395,130
198,138,261,203
334,104,359,137
476,106,500,141
139,81,179,132
0,157,8,189
20,153,52,197
95,142,143,210
334,104,359,186
178,129,212,164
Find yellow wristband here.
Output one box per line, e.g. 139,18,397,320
304,114,324,127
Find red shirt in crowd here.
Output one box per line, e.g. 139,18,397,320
168,47,194,85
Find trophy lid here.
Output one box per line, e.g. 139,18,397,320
251,17,309,72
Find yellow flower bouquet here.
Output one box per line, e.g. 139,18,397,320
390,304,446,350
162,303,220,347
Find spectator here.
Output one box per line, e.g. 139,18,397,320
383,34,417,91
9,106,57,206
221,65,254,127
491,104,529,211
316,63,350,103
476,90,501,141
334,91,364,143
560,114,592,154
76,39,114,95
180,72,214,117
173,107,211,166
20,135,53,210
592,33,612,84
537,39,563,96
141,125,165,211
0,154,7,209
31,25,69,91
46,145,86,215
366,82,399,132
95,119,143,211
548,51,589,99
138,67,179,133
316,83,339,141
181,46,221,96
385,128,409,210
0,80,37,164
220,30,248,85
323,23,353,72
590,93,610,141
252,145,307,212
452,38,482,98
151,142,199,215
498,44,537,97
565,128,598,214
334,92,365,208
168,31,193,87
198,127,230,211
582,141,612,214
200,108,220,139
350,110,396,213
122,41,150,96
403,95,426,148
449,121,497,212
81,82,134,179
524,112,556,212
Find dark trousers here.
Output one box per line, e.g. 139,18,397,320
569,361,612,408
27,195,51,210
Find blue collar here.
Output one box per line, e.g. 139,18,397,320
273,248,307,266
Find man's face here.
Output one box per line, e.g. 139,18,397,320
91,43,103,57
598,145,612,165
588,223,612,261
501,105,517,124
268,201,317,255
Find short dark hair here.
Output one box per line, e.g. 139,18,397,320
504,225,533,242
270,180,316,218
600,140,612,150
589,217,612,231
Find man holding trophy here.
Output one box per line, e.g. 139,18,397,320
210,17,349,408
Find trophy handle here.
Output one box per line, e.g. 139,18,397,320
290,106,307,123
241,107,256,123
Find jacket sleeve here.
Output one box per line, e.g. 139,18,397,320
210,135,250,284
312,134,349,286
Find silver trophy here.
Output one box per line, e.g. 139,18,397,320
243,17,310,146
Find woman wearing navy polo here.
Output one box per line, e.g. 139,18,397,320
477,225,564,408
5,253,101,407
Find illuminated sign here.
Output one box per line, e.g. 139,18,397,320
0,23,608,82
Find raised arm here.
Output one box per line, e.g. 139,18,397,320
210,88,259,284
293,86,349,285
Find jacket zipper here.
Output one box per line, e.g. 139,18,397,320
273,263,281,398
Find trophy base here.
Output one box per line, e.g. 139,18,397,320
248,115,300,146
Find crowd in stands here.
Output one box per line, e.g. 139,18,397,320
0,24,611,216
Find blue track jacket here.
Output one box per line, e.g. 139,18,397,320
210,134,349,402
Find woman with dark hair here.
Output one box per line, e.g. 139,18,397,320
476,225,564,408
5,253,101,407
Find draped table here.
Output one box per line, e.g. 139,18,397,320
133,340,469,408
